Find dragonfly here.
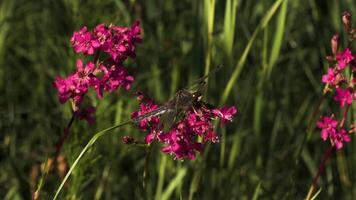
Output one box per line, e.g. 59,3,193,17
132,66,221,128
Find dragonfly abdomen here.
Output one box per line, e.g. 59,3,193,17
132,106,173,123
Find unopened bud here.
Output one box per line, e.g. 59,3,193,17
335,73,345,86
351,28,356,39
134,91,145,101
122,136,135,144
331,34,339,55
349,122,356,134
56,155,68,178
342,11,352,32
326,55,334,62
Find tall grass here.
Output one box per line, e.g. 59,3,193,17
1,0,356,199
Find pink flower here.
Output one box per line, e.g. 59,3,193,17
317,115,338,140
93,62,134,98
212,106,238,125
93,24,112,45
54,60,98,105
322,68,337,85
74,106,96,124
159,128,203,160
131,93,237,160
71,26,100,55
336,48,354,70
54,74,84,104
333,129,351,149
102,22,142,61
316,115,351,149
131,100,161,131
334,88,353,107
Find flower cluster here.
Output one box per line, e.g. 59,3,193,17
71,22,142,60
317,12,356,149
317,115,350,149
54,22,142,123
131,98,237,160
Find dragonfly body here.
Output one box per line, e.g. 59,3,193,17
132,90,202,123
132,66,221,124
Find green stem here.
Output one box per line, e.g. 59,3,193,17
53,120,132,200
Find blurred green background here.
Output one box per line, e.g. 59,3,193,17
1,0,356,199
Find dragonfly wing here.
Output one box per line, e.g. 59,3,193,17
159,109,177,132
132,106,170,123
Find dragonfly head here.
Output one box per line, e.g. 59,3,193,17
192,91,203,102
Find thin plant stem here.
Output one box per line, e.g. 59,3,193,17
55,114,75,156
296,96,326,165
33,114,75,199
53,120,132,200
306,103,351,199
143,144,152,195
305,146,334,200
339,105,350,128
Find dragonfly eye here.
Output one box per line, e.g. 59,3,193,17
192,92,202,101
197,95,202,101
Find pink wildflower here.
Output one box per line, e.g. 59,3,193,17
132,99,237,160
102,21,142,61
336,48,354,70
131,100,161,131
54,60,98,105
316,115,351,150
212,106,238,125
54,74,84,104
92,63,134,99
334,88,353,107
333,129,351,149
93,24,112,45
160,128,203,160
71,27,100,55
322,68,337,85
317,115,338,140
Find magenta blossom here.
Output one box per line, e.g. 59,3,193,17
102,22,142,61
212,106,238,125
159,128,203,160
131,100,162,144
93,24,112,45
71,26,100,55
92,62,134,99
336,48,354,70
334,88,353,107
333,129,351,149
54,60,98,105
322,68,337,85
54,74,84,104
132,98,237,160
317,115,350,149
55,22,141,125
71,22,142,61
317,115,338,140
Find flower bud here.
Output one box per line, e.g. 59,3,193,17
326,55,334,62
342,11,352,32
331,34,339,55
351,28,356,39
122,136,135,144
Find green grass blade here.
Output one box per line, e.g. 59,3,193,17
220,0,286,105
252,181,262,200
267,0,288,78
155,155,167,200
223,0,239,60
311,188,322,200
53,121,132,200
161,168,187,200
